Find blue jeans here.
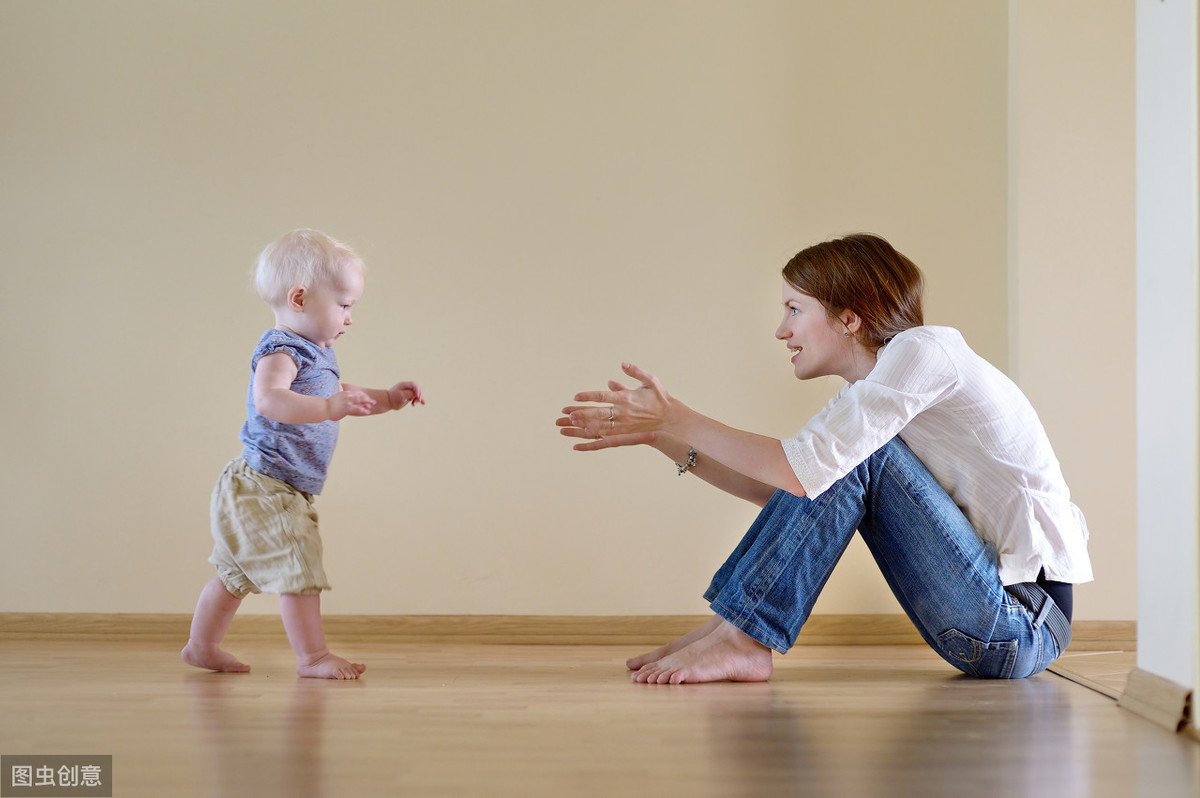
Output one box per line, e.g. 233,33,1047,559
704,438,1068,678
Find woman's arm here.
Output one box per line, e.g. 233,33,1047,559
648,432,782,506
558,363,806,500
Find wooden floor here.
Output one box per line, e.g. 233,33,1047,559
1051,648,1141,699
1,638,1197,797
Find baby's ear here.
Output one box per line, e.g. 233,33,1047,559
286,285,306,311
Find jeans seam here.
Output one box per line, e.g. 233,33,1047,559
736,494,848,652
883,464,1010,646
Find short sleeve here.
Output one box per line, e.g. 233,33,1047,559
781,331,959,497
250,330,314,373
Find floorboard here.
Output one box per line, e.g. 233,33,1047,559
1051,649,1137,699
0,639,1194,797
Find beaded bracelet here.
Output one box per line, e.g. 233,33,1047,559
675,448,698,476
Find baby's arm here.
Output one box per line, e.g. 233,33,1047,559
253,353,376,423
340,381,425,415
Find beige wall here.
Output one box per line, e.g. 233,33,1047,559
1009,2,1137,620
0,1,1129,621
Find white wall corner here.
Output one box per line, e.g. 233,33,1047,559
1135,0,1200,698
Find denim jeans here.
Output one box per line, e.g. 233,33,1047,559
704,438,1068,678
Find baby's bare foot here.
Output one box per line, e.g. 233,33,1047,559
296,650,366,680
626,614,724,671
632,619,773,685
181,640,251,673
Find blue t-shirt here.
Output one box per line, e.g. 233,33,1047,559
239,329,340,495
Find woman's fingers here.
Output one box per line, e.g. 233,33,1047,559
560,407,616,434
560,405,612,416
573,365,650,403
559,420,633,444
622,361,669,401
557,416,602,431
570,432,655,451
572,390,614,404
621,361,657,386
562,364,665,437
559,425,606,441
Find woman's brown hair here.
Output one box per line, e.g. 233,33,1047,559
782,233,924,352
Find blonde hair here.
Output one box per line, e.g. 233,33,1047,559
253,229,364,307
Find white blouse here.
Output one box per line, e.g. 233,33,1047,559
780,326,1093,586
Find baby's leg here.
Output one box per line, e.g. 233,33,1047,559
181,576,251,673
280,594,365,680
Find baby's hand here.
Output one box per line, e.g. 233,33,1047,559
388,381,425,410
327,390,376,420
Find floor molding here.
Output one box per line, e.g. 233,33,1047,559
0,612,1134,649
1118,667,1194,733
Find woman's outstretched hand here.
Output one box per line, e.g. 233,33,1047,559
557,363,672,451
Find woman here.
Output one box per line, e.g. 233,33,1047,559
558,233,1091,684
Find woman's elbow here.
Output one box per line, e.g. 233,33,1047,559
747,480,804,508
780,476,806,499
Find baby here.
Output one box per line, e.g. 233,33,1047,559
181,229,423,679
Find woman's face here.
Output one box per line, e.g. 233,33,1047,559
775,281,868,382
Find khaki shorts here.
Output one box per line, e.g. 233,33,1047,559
209,458,331,599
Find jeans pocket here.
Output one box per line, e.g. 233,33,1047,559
936,628,1018,679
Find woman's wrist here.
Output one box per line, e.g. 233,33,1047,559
675,448,698,476
650,432,690,464
659,395,686,436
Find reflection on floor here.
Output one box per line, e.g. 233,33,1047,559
1050,649,1136,699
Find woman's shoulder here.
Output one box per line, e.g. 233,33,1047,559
889,325,964,346
866,326,963,393
879,325,966,362
883,326,974,364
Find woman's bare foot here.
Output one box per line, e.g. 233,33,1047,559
626,615,724,671
181,640,251,673
296,649,366,680
631,618,773,684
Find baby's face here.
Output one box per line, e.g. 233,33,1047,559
292,263,365,347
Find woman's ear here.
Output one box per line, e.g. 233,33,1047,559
839,310,863,335
286,286,306,312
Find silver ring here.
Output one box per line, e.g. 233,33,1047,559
608,406,615,421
